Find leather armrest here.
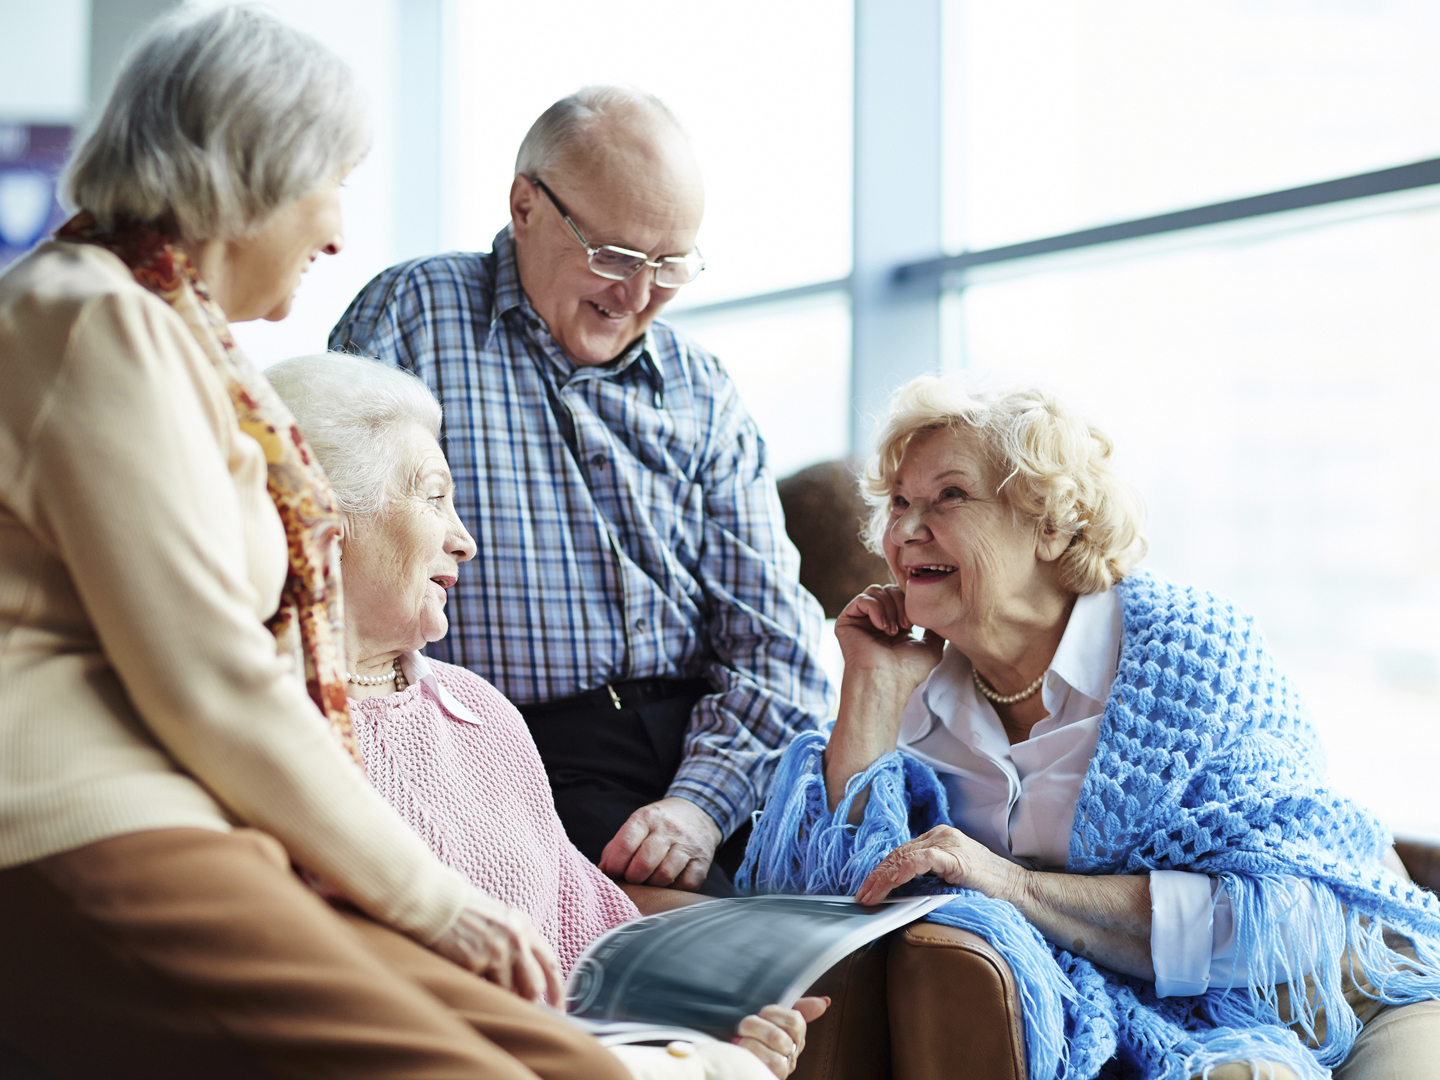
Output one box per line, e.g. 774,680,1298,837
887,922,1026,1080
792,937,891,1080
615,883,888,1080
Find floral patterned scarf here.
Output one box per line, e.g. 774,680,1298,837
58,212,362,767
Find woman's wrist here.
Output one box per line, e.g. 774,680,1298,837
840,662,927,696
993,859,1034,910
834,667,922,741
824,670,919,814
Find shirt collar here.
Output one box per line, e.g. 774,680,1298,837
488,225,665,395
397,651,484,727
917,587,1122,733
489,224,533,326
917,645,972,736
1046,588,1123,711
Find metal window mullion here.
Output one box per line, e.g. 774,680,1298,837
849,0,945,456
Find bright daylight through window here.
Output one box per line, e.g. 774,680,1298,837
455,0,854,479
943,0,1440,838
454,1,1440,837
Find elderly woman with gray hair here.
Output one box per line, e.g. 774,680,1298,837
742,375,1440,1080
0,7,655,1079
267,352,825,1080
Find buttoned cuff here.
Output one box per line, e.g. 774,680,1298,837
1150,870,1216,997
666,769,751,840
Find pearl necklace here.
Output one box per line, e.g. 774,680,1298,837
347,657,403,687
972,667,1046,706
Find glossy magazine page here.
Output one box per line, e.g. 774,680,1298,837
565,894,950,1041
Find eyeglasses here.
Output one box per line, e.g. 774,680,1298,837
529,176,705,288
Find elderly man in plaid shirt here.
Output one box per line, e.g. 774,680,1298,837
330,86,833,895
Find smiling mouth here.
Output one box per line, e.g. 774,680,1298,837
430,575,457,589
588,301,628,320
908,564,957,581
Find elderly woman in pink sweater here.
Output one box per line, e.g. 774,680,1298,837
267,353,824,1080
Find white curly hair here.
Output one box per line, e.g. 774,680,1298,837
861,375,1147,595
266,353,441,535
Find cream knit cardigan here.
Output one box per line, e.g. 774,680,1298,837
0,242,469,945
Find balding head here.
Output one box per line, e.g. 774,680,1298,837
509,86,706,367
517,87,694,181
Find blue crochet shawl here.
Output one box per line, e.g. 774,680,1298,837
739,571,1440,1080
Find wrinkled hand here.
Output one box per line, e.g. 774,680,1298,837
855,825,1025,906
431,890,565,1006
599,796,723,891
733,996,829,1079
835,584,945,689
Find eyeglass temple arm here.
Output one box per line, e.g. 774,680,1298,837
532,174,701,272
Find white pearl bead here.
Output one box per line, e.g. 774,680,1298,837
973,667,1046,706
346,658,402,686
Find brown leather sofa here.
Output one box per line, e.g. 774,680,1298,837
625,841,1440,1080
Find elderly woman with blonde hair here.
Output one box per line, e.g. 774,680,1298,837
742,375,1440,1080
0,7,672,1079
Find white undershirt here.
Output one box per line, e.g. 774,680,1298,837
894,589,1315,997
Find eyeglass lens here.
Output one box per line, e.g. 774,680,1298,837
589,247,702,286
533,175,703,287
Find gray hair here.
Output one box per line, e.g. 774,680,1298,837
266,353,442,530
862,376,1147,595
63,5,368,242
514,84,683,179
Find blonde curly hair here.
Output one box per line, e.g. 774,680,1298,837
861,376,1147,595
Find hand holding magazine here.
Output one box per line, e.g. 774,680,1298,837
565,894,950,1045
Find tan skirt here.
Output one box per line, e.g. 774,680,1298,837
0,826,629,1080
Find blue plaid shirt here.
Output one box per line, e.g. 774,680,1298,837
329,228,833,835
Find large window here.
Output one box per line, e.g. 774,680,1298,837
454,0,853,306
939,1,1440,838
943,0,1440,250
957,209,1440,835
454,0,855,479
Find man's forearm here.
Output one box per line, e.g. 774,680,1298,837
672,681,827,837
667,732,763,840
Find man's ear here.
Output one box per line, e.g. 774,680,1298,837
509,174,537,235
1036,522,1072,564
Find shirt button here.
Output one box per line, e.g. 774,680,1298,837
635,618,647,632
591,453,606,469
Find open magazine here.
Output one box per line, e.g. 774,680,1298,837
565,894,951,1046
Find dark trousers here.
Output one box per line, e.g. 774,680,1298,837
518,678,750,898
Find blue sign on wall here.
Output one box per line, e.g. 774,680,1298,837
0,125,73,272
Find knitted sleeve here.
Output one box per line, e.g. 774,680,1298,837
427,662,640,974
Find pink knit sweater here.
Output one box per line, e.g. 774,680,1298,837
348,657,639,975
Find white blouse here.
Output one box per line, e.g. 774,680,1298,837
895,589,1317,997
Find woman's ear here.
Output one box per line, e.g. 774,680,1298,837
1036,523,1071,564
